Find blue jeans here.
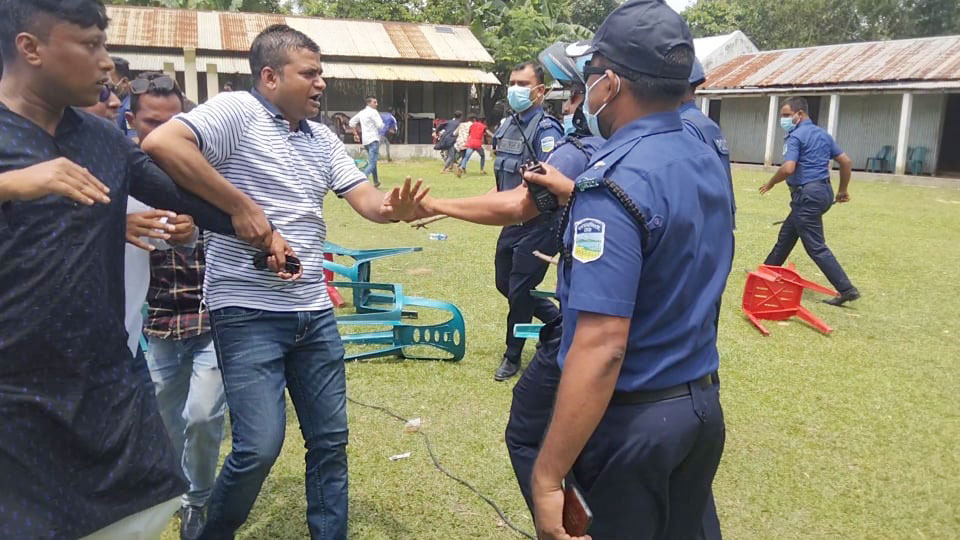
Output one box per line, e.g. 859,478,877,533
460,147,486,171
202,308,348,540
146,333,226,508
363,141,380,185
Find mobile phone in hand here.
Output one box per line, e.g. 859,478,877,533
563,483,593,536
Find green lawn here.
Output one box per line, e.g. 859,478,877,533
164,160,960,539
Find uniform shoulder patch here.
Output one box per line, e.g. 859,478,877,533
541,136,556,153
714,137,730,155
572,218,605,263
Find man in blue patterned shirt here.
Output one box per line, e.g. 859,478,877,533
0,1,285,537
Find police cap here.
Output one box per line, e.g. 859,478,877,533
579,0,694,81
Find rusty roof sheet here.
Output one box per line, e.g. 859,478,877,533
703,35,960,91
105,5,493,64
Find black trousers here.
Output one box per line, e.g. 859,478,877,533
764,180,854,294
505,321,725,539
494,222,560,360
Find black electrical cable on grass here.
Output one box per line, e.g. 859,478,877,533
347,396,537,540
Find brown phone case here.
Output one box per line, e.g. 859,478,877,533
563,483,593,536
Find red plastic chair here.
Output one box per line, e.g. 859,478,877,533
742,263,833,336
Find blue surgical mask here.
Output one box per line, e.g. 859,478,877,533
507,85,536,112
562,114,575,135
780,116,796,132
583,74,618,139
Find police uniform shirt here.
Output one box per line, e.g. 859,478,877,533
679,100,735,219
493,105,564,192
556,111,734,392
784,119,843,186
546,135,605,180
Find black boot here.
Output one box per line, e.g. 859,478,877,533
180,505,206,540
494,355,521,381
823,287,860,307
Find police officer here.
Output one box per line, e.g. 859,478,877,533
520,1,733,537
491,61,565,381
680,58,736,226
504,41,604,513
760,97,860,306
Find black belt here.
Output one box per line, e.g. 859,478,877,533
611,372,719,406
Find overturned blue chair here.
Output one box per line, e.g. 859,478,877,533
331,281,465,362
512,290,558,342
323,241,423,316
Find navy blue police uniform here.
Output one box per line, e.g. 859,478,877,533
764,119,855,294
679,100,736,226
503,132,603,512
516,1,734,537
491,105,564,373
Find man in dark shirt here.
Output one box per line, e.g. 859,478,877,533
0,1,280,537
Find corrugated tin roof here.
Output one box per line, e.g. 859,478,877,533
122,52,500,84
104,5,493,64
703,35,960,91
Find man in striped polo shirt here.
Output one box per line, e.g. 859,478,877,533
143,25,426,539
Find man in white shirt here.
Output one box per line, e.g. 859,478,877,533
349,96,385,187
143,25,425,539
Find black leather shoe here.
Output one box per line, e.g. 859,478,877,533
180,505,206,540
494,356,521,381
823,288,860,307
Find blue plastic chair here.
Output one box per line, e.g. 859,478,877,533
908,146,928,176
511,290,558,341
332,281,466,362
323,241,423,313
865,145,893,173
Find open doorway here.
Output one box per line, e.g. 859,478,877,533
936,94,960,177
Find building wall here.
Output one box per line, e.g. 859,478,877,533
719,93,945,174
718,96,770,164
834,94,943,174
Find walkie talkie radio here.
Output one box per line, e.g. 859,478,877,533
509,111,560,213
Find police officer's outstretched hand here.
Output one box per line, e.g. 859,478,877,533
759,180,776,195
523,162,576,206
380,176,430,222
835,190,851,203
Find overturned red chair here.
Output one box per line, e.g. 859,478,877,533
742,263,836,336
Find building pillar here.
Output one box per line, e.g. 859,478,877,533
827,94,840,138
700,96,710,115
895,92,913,175
404,83,410,144
183,47,198,103
764,95,779,167
163,62,175,80
206,63,219,101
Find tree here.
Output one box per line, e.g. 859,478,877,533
296,0,425,21
683,0,960,51
568,0,617,32
104,0,289,12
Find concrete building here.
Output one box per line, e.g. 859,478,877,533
104,5,499,144
697,35,960,177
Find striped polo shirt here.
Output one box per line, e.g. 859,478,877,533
177,89,366,312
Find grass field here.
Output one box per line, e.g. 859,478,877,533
163,159,960,539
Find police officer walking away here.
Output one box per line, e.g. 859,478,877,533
491,61,564,381
760,97,860,306
520,0,733,537
680,58,736,225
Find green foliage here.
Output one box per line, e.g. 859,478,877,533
684,0,960,50
296,0,425,21
105,0,288,12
